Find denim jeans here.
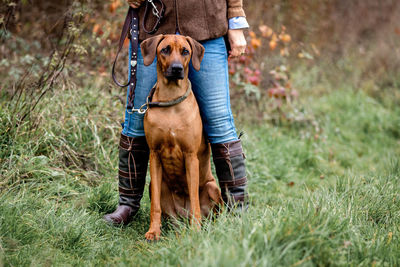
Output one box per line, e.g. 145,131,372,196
121,36,238,144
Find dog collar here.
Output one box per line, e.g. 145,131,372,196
129,81,192,115
147,81,192,108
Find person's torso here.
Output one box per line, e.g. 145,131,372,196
139,0,228,41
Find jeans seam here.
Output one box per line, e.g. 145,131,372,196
220,46,237,144
123,43,133,136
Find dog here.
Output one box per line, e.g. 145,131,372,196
140,34,223,241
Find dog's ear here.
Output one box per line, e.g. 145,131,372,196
185,36,205,71
140,34,164,66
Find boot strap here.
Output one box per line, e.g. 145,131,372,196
231,194,247,202
119,134,149,151
119,186,144,196
211,140,244,160
219,177,247,188
119,169,147,179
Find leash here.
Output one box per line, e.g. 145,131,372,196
111,7,139,111
112,1,165,113
135,81,192,114
142,0,165,34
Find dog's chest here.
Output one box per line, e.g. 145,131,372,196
150,125,189,193
159,143,188,191
144,104,201,147
144,103,202,192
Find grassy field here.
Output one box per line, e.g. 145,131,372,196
1,65,400,266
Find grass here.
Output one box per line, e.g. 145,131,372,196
1,67,400,266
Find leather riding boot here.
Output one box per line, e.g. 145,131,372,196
211,140,249,211
103,133,149,225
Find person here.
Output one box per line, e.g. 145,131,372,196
104,0,250,225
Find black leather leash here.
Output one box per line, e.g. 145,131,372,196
142,0,165,34
112,1,165,113
111,7,139,111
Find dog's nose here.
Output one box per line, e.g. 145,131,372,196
171,63,183,73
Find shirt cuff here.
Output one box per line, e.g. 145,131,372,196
228,16,250,30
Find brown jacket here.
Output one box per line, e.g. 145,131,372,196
138,0,246,41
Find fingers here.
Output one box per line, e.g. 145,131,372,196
227,29,247,58
127,0,142,8
229,45,246,58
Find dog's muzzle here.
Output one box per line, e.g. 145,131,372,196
165,63,184,80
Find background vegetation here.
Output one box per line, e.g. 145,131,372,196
1,0,399,266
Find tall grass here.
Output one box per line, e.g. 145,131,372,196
1,1,399,265
1,64,400,265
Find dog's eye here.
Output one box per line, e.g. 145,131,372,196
161,46,170,55
182,48,190,56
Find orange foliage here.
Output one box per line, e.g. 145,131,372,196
251,38,262,49
269,40,277,50
259,25,273,38
92,24,104,35
109,0,122,13
280,34,291,43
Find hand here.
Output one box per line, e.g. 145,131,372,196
227,29,247,58
127,0,145,8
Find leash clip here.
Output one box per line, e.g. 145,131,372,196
138,103,148,114
148,0,161,18
126,103,148,114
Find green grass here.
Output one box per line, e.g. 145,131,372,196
1,70,400,266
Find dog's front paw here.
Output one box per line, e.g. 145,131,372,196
145,229,161,241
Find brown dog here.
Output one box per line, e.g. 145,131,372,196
140,34,223,241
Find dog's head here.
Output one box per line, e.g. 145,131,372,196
140,34,205,80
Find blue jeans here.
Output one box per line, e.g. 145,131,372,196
122,37,238,144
